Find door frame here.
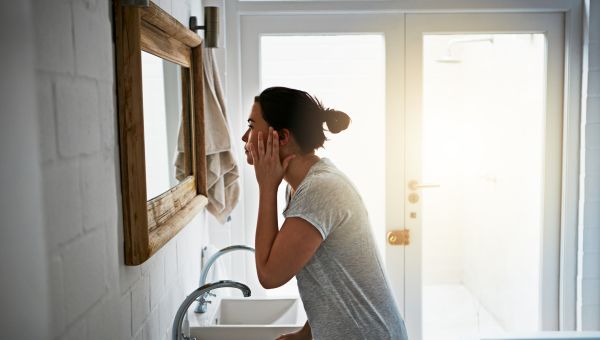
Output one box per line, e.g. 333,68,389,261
405,12,566,339
222,0,583,332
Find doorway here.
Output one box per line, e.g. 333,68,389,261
420,33,546,340
405,13,565,340
238,9,568,340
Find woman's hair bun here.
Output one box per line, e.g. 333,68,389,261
323,108,351,134
256,87,352,153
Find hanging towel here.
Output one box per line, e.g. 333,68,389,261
174,119,187,181
201,48,240,223
174,48,240,222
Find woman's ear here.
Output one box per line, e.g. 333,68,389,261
278,128,291,146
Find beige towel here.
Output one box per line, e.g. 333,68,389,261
201,48,240,223
175,48,240,224
174,119,187,181
174,48,240,222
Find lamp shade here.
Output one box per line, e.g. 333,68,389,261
204,6,219,48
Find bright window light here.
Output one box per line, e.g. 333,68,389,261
261,34,387,259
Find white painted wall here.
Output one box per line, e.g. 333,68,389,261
579,0,600,331
28,0,219,339
0,2,49,339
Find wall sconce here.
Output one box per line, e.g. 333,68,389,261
120,0,150,6
189,7,220,48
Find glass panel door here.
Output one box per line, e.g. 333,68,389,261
405,13,565,340
422,33,545,340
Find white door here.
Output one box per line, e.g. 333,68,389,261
404,13,565,340
239,10,565,340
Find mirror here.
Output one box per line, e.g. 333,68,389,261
141,52,192,199
115,0,208,265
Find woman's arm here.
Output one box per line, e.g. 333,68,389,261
255,188,322,288
249,128,323,289
276,321,312,340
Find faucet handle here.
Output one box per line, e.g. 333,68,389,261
195,292,215,302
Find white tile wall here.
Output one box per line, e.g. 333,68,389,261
62,228,107,322
55,77,101,158
63,319,87,340
49,254,67,335
131,272,150,333
87,294,120,340
43,160,83,250
32,0,75,74
588,97,600,124
37,75,59,163
31,0,209,339
72,1,114,81
120,292,133,338
580,0,600,331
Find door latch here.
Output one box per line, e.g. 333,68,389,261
387,229,410,246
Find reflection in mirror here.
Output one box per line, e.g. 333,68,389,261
141,51,192,200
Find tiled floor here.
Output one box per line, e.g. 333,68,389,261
423,284,505,340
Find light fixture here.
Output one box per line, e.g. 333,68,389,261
189,7,220,48
120,0,150,6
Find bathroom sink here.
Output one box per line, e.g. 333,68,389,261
215,297,302,325
189,297,306,340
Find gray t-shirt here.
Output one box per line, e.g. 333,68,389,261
283,158,408,340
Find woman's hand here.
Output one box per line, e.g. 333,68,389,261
275,321,312,340
275,330,310,340
249,127,295,192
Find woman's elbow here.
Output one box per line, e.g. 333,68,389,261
257,271,287,289
258,276,278,289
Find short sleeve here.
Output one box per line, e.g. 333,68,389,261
283,175,350,239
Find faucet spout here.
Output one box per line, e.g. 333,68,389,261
195,245,255,313
172,280,251,340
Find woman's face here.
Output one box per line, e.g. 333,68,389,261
241,101,270,165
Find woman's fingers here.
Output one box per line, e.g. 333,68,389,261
266,127,273,158
257,131,265,157
271,128,278,160
248,142,257,163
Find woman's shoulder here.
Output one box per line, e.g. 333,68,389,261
299,160,355,196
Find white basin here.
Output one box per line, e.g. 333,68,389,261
216,297,302,325
190,297,306,340
192,325,303,340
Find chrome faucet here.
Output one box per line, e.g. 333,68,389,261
195,245,255,313
172,280,251,340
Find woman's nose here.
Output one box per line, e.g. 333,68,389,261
242,130,248,142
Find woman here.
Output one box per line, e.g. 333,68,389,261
242,86,408,340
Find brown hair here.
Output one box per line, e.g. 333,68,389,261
254,86,351,153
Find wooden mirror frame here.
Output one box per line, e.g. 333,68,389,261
114,0,208,265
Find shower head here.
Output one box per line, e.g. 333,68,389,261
435,36,494,64
436,53,462,63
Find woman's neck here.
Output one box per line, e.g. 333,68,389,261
283,153,320,191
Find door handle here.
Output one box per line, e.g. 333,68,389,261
408,180,440,191
387,230,410,246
